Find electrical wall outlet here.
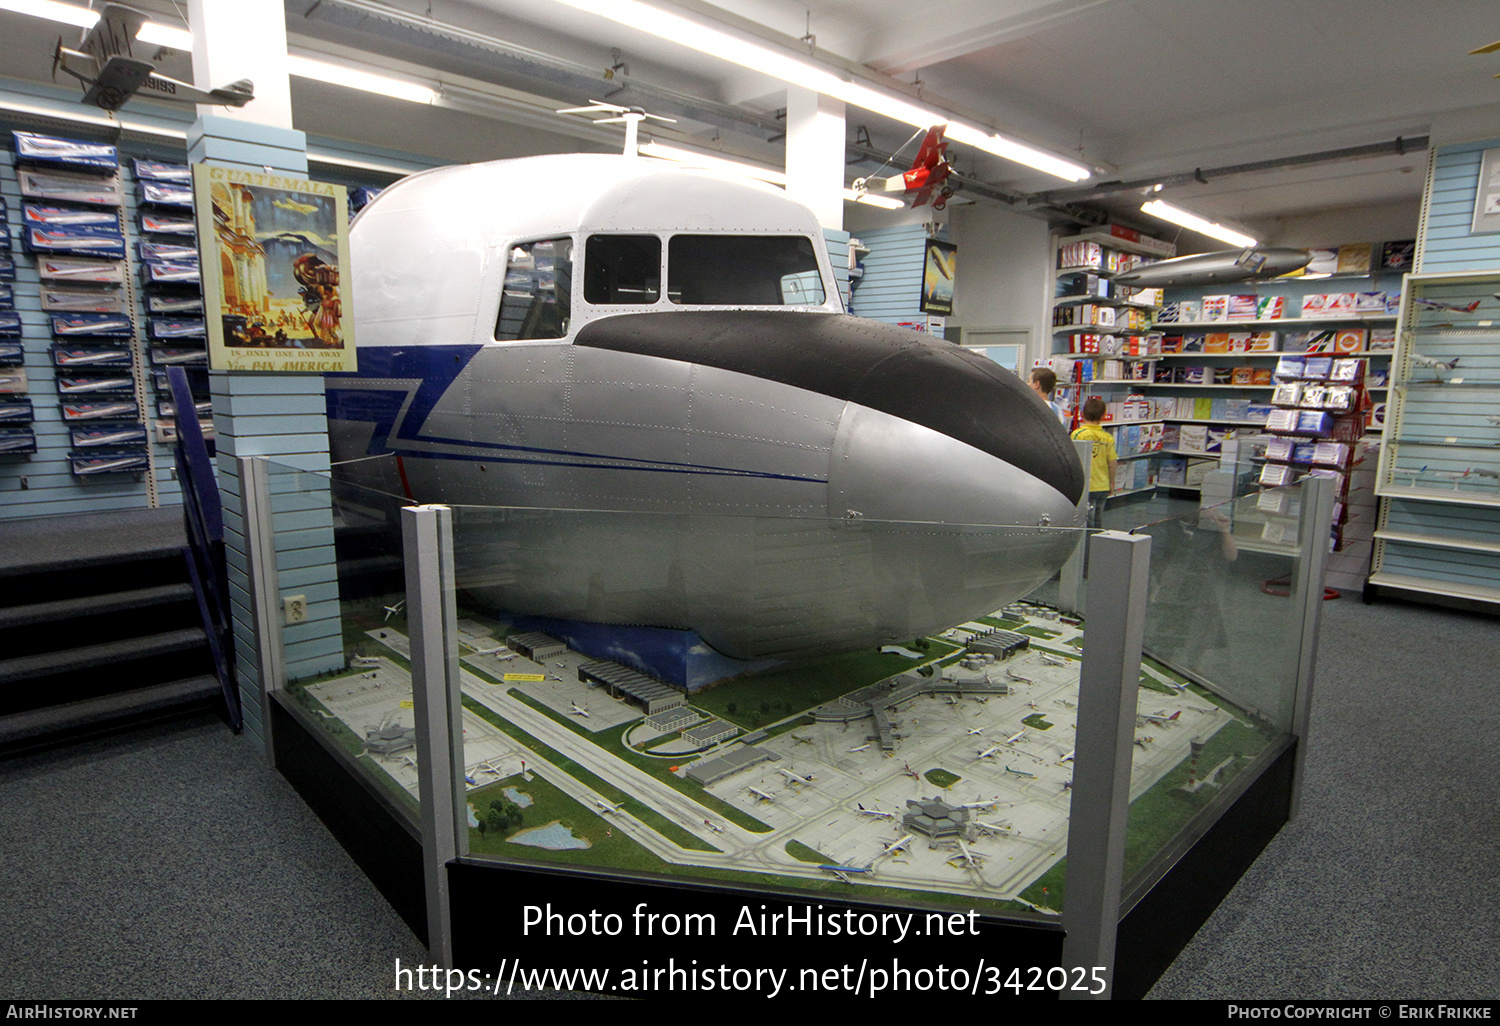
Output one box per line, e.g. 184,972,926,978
284,594,308,625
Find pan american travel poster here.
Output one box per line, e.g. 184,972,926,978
193,164,356,372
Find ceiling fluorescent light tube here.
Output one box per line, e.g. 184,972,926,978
287,55,438,104
136,22,193,49
552,0,1088,181
638,142,786,184
1141,199,1258,247
0,0,98,29
843,188,903,209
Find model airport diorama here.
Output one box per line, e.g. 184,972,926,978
282,153,1274,914
286,593,1272,915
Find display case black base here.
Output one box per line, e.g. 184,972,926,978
1113,739,1297,999
270,694,427,945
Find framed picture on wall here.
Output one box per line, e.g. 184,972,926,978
920,238,957,316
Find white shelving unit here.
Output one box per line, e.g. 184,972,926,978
1370,270,1500,605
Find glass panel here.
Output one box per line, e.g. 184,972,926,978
1118,472,1313,897
667,235,826,305
441,504,1086,917
268,457,420,826
583,234,660,304
496,237,573,340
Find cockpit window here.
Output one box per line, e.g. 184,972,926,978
667,235,826,305
496,237,572,340
584,235,661,304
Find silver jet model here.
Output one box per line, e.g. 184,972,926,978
328,154,1084,661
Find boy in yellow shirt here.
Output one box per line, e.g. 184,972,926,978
1070,396,1117,529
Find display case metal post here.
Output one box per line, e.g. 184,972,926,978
1059,530,1152,999
238,455,285,765
402,504,467,966
1288,475,1334,820
1057,438,1094,614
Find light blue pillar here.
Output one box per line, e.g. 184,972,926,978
190,115,344,753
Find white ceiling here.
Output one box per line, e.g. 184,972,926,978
7,0,1500,244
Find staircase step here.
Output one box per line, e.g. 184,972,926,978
0,583,196,631
0,627,208,686
0,674,222,754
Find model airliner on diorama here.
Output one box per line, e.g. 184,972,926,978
327,154,1084,663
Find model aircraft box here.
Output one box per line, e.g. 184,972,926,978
1252,368,1275,385
1212,367,1234,385
17,168,123,207
1260,463,1297,487
1231,367,1256,386
60,398,139,422
1367,402,1387,430
0,341,20,367
1334,328,1366,353
1256,296,1287,319
0,312,20,339
1368,328,1396,352
0,367,28,394
1185,458,1216,486
1325,293,1356,317
1330,358,1364,384
1201,295,1230,321
1178,424,1208,452
22,205,118,230
70,424,148,449
40,287,125,314
1183,365,1210,384
1300,293,1330,318
1245,402,1274,423
132,160,191,183
50,343,131,368
1204,333,1229,353
1056,272,1109,299
0,397,32,422
38,256,125,285
148,318,206,341
50,313,133,338
1336,244,1373,274
0,428,36,454
1059,241,1104,271
69,451,149,476
1158,457,1187,485
1381,240,1416,271
139,212,196,236
1226,295,1259,320
0,258,14,282
1180,333,1205,353
139,240,198,263
1355,292,1388,314
138,182,194,209
23,225,126,261
1306,247,1339,275
1303,356,1334,379
56,373,134,397
1226,333,1251,354
1274,356,1305,380
13,133,118,175
1246,331,1279,352
140,260,201,287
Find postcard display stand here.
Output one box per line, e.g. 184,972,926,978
0,130,206,506
1370,271,1500,606
1148,246,1406,587
1049,227,1175,502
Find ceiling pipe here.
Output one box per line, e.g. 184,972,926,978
1027,136,1430,208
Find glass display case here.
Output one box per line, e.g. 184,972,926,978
248,455,1331,998
1372,271,1500,605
